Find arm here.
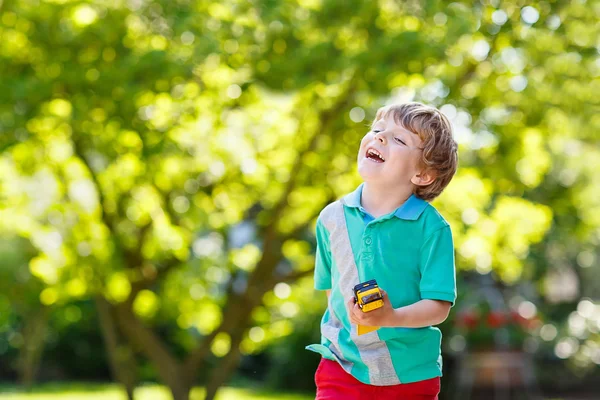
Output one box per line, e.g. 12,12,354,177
392,299,451,327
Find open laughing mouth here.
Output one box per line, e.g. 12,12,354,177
365,147,385,163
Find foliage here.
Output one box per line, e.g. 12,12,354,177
0,0,599,396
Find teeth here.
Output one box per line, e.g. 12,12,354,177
367,148,385,161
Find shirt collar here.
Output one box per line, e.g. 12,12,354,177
341,183,428,221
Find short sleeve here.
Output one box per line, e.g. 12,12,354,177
419,225,456,306
314,217,332,290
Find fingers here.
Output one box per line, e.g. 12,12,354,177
346,296,355,308
350,310,361,325
346,288,388,327
346,297,354,316
347,296,360,324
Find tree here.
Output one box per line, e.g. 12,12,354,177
1,0,599,399
0,236,49,386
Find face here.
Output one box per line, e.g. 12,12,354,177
357,116,424,186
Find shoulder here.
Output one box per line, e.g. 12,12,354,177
316,197,355,235
419,202,451,237
317,199,344,227
319,200,343,217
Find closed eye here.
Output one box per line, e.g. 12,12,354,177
374,129,407,146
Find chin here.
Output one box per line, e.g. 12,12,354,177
357,166,384,183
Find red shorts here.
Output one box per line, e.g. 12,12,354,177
315,358,440,400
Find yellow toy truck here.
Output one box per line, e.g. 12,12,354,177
353,279,384,335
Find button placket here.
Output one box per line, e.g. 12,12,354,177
362,225,373,261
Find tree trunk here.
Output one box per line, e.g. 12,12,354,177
170,383,191,400
96,296,137,400
114,302,192,400
17,306,50,386
204,326,246,400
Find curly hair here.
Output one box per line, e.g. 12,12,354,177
372,102,458,202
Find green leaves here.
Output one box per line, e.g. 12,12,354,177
1,0,599,381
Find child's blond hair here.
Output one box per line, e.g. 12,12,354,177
372,102,458,201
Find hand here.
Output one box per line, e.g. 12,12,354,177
346,289,397,327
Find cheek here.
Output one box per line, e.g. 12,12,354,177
390,149,416,171
358,137,369,153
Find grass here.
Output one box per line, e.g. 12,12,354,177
0,383,314,400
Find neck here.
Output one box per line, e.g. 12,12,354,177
361,182,413,218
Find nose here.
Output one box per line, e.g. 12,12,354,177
374,131,386,145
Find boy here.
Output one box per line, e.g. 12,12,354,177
306,102,458,399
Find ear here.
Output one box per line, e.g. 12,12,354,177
410,169,436,186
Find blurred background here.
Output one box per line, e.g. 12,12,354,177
0,0,599,399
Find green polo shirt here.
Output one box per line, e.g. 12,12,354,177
306,183,456,385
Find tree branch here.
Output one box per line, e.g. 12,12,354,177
183,74,359,386
72,137,117,236
263,74,358,238
277,268,315,285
